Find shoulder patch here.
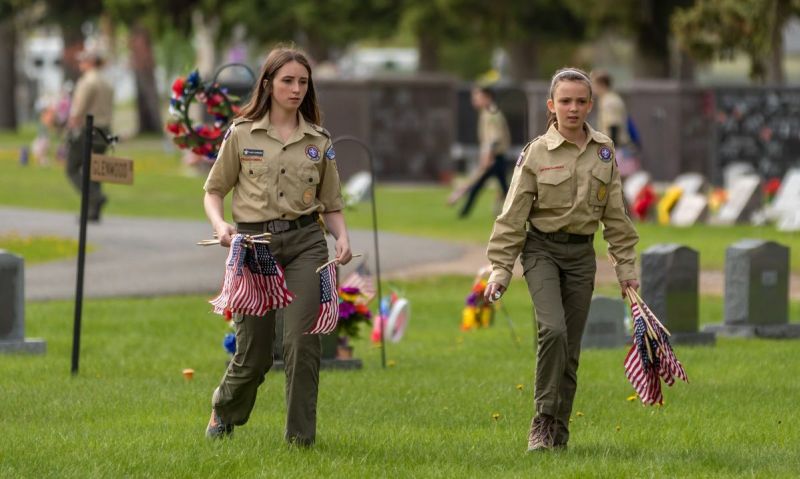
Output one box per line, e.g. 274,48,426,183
325,145,336,161
311,124,331,138
515,137,539,167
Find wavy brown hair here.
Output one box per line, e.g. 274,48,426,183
238,47,321,125
545,67,592,131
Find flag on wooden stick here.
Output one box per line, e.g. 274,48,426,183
306,262,340,334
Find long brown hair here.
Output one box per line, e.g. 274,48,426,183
545,67,592,131
238,46,321,125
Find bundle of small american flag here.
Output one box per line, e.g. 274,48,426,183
623,287,688,405
210,234,294,317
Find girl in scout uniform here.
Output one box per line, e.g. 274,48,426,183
202,47,352,446
483,67,639,452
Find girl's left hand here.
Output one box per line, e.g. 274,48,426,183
335,237,352,265
620,279,640,298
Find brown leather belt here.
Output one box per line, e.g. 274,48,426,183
530,226,593,244
238,213,319,234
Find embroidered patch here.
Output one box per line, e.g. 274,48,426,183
324,146,336,160
597,184,607,202
306,145,320,161
303,187,315,205
516,151,525,167
539,165,565,173
597,146,613,162
241,148,264,161
223,126,233,141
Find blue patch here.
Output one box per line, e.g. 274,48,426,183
598,146,613,162
305,145,320,161
324,146,336,161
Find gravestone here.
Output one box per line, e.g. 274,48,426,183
0,251,46,354
769,168,800,230
671,192,708,227
715,175,761,225
722,162,755,192
641,244,715,345
705,240,800,338
673,172,706,195
623,171,651,205
581,296,628,349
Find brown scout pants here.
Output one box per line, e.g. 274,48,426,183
212,221,329,445
521,231,596,446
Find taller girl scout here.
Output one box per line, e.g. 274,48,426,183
203,47,352,446
484,68,639,452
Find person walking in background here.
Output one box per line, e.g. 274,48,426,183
65,48,114,222
591,69,639,176
203,46,352,446
450,85,511,218
484,67,639,453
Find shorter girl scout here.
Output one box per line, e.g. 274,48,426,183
484,67,639,452
203,46,351,446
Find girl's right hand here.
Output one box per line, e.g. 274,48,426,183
484,282,506,303
214,222,237,247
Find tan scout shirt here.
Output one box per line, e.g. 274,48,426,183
478,105,511,156
597,91,630,146
71,69,114,128
203,113,345,223
487,123,639,288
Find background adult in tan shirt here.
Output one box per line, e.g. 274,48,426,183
203,47,351,447
484,68,639,453
66,48,114,221
454,85,512,218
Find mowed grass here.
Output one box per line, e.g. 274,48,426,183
3,132,800,271
0,233,90,264
2,276,798,478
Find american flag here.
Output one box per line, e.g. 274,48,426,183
340,261,376,301
624,301,688,405
210,234,294,317
306,262,340,334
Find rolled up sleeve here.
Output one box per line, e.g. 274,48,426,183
317,139,345,212
203,126,240,197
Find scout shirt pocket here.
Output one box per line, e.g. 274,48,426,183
588,164,612,207
293,162,321,206
536,167,573,209
240,152,271,206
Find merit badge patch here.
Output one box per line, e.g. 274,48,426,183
305,145,321,161
597,146,613,162
324,146,336,161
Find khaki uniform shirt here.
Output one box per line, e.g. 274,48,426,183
71,69,114,128
478,105,511,156
487,123,638,288
204,113,344,223
597,91,630,146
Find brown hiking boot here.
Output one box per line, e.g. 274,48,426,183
527,414,555,452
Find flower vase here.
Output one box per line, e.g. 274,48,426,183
336,336,353,360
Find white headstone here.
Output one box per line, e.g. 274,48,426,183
673,172,706,195
716,175,761,225
671,193,708,227
623,171,651,205
767,168,800,222
344,171,372,206
723,162,756,191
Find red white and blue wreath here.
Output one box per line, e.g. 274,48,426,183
165,70,240,160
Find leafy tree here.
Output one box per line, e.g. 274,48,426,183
673,0,799,84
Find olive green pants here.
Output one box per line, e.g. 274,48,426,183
66,127,109,217
212,221,329,445
522,233,596,445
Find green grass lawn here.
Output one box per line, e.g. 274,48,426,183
2,276,798,477
0,233,90,264
3,133,800,271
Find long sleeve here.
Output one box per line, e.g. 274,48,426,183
601,161,639,281
486,153,537,288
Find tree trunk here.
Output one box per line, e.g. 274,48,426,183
417,30,439,73
0,17,17,130
766,0,787,85
61,23,84,83
506,37,538,82
129,22,161,133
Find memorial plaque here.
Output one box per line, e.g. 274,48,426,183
641,244,715,345
90,154,134,185
671,193,708,227
582,296,628,349
0,251,46,354
715,175,761,225
705,239,800,338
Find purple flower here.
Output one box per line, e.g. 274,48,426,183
339,301,356,319
466,292,479,306
340,286,360,295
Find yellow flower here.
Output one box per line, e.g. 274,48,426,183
626,394,638,402
515,384,524,391
492,412,501,421
615,425,621,432
387,360,397,368
575,411,584,417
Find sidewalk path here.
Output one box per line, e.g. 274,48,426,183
0,207,465,301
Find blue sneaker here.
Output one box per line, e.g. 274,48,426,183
206,410,234,439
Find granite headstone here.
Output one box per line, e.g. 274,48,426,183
582,296,628,349
0,251,46,354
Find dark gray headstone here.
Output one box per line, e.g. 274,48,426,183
705,239,800,338
641,244,715,345
582,296,627,349
0,251,46,354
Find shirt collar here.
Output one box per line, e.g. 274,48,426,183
544,123,611,150
250,111,322,138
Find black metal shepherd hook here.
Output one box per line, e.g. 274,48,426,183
331,136,386,369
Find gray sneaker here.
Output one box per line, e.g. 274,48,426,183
205,409,234,439
527,414,555,452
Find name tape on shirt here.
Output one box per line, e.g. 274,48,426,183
242,148,264,161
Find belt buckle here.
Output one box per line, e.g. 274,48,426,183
267,220,290,234
552,232,570,243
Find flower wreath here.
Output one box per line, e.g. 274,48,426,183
165,70,241,160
